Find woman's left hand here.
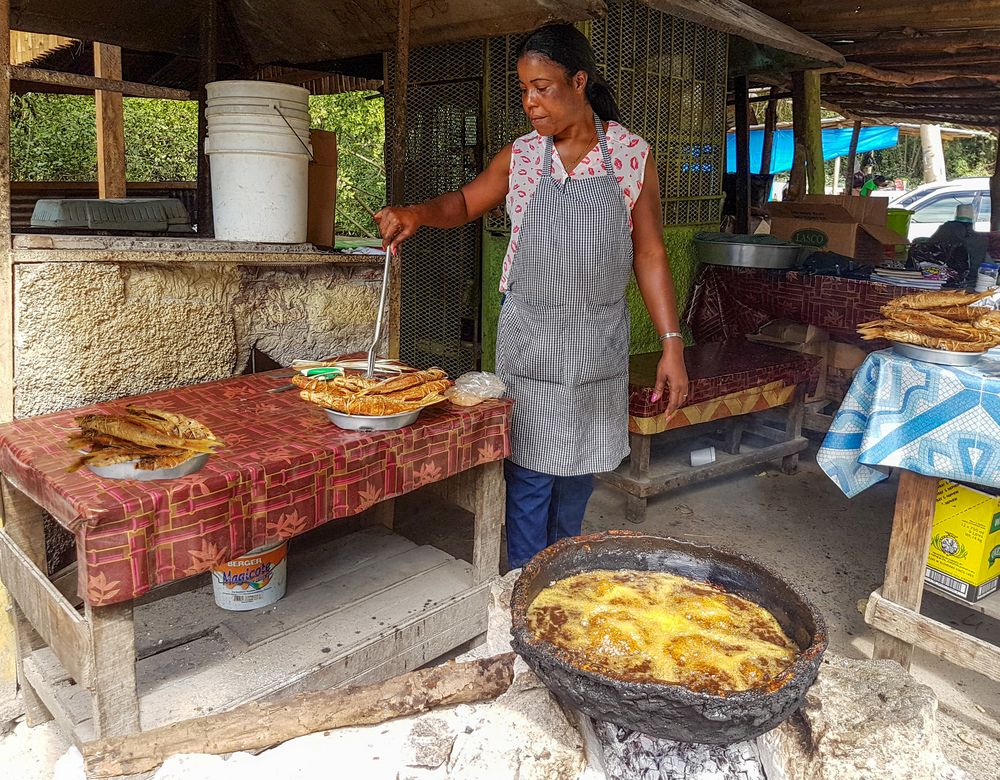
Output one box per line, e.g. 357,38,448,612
652,347,689,416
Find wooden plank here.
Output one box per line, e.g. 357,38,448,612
629,432,651,479
85,601,140,737
93,43,126,199
11,246,376,267
0,531,92,686
0,0,12,425
760,92,777,176
872,470,939,669
924,582,1000,621
782,386,805,474
83,653,515,778
471,461,503,585
802,71,825,196
10,66,194,100
23,649,95,746
599,437,808,499
865,589,1000,682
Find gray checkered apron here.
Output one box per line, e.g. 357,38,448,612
496,115,633,476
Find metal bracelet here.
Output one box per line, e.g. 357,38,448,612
658,331,683,342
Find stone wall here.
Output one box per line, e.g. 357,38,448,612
14,261,381,416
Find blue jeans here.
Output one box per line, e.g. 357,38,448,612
504,460,594,569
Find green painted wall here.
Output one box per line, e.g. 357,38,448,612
480,223,713,371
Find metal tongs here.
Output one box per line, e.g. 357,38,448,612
367,246,393,378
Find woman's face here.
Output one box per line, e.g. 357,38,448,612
517,53,588,136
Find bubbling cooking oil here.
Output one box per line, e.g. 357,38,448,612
527,569,798,694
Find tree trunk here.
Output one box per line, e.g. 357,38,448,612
920,124,947,183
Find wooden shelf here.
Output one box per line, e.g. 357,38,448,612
23,526,488,743
924,581,1000,621
11,234,384,266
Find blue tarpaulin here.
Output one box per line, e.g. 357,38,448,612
725,126,900,174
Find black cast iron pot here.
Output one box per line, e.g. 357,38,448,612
510,531,827,744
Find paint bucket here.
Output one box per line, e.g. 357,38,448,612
211,541,288,611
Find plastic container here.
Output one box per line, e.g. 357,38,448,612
975,261,999,293
212,541,288,611
205,80,313,242
886,208,913,238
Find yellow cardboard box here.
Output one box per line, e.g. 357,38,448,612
925,480,1000,603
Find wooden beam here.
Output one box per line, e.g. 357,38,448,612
387,0,410,361
94,44,125,199
871,470,938,669
836,31,1000,58
0,0,11,425
760,90,778,176
734,75,751,234
828,61,1000,86
802,71,824,195
845,120,861,193
197,0,218,237
10,66,194,100
84,653,516,777
991,128,1000,231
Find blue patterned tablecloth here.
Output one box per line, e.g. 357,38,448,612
818,349,1000,497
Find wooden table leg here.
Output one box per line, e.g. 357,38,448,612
0,477,52,726
471,460,504,585
626,433,650,524
872,470,939,670
781,385,806,474
85,601,140,737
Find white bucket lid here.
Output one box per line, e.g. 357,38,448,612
206,80,309,106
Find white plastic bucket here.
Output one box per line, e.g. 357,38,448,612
204,80,314,243
212,541,288,611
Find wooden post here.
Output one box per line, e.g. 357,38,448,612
871,471,939,670
846,120,862,194
94,44,126,199
197,0,217,236
802,71,824,195
733,75,751,234
387,0,410,360
789,72,807,201
991,128,1000,231
759,91,777,177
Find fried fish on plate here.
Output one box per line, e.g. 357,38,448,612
885,289,994,311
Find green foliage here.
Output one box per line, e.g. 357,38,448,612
310,92,386,237
10,91,389,237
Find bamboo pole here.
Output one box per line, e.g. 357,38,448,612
94,44,126,199
387,0,410,360
733,75,751,234
10,66,194,100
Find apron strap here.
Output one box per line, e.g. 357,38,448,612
594,113,614,174
542,134,555,180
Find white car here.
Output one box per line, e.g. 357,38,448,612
889,178,992,240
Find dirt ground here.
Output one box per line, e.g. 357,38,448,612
3,445,998,779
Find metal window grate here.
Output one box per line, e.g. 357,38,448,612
387,44,485,376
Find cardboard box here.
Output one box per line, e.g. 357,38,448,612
768,195,908,263
923,480,1000,603
745,320,828,402
307,129,338,248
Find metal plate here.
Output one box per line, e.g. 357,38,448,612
323,408,422,431
892,342,984,367
86,452,210,481
694,237,803,269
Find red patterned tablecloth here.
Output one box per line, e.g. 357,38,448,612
0,371,511,606
686,265,912,343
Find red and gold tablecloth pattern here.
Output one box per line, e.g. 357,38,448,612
0,371,511,606
629,381,796,435
627,342,820,421
686,265,913,343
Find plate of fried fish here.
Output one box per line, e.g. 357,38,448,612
858,289,1000,366
68,406,224,479
294,367,452,430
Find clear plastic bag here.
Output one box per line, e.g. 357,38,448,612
445,372,507,407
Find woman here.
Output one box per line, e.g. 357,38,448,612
375,24,689,568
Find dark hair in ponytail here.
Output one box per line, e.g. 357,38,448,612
519,24,621,123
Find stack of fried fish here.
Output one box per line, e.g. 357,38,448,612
858,289,1000,352
68,406,224,472
294,367,451,416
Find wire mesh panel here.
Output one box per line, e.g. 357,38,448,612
387,44,485,376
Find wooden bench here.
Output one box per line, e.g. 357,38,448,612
0,371,510,753
598,341,820,523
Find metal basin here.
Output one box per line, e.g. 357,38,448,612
323,408,421,431
510,531,827,744
694,234,803,269
86,452,210,481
